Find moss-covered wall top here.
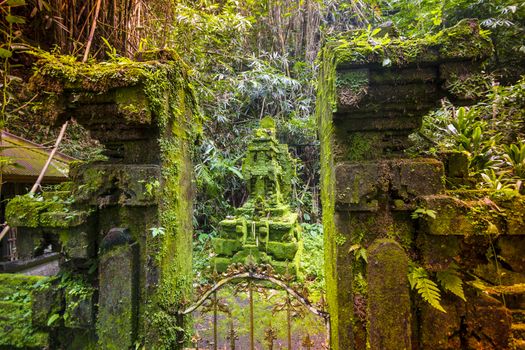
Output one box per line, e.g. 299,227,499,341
328,18,492,68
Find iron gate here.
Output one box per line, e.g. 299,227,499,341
180,263,329,349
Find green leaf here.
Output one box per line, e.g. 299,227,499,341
7,0,26,6
408,266,446,312
47,313,60,326
426,209,437,219
150,226,165,238
348,244,360,253
0,48,12,58
416,276,445,312
6,15,26,24
436,268,466,301
356,247,368,263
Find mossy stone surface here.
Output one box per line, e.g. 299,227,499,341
367,239,411,350
330,19,492,68
213,119,302,274
97,243,138,349
0,274,49,348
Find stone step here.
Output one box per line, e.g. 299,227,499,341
512,324,525,340
482,283,525,296
475,283,525,309
513,310,525,324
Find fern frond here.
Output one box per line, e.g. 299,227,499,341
408,266,446,313
415,277,446,313
436,269,466,301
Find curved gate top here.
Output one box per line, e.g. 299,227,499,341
181,263,329,350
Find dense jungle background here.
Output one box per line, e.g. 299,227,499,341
1,0,525,346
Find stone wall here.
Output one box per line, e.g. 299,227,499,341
317,19,525,350
4,50,198,349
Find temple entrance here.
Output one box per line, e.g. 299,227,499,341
183,263,329,349
189,117,327,349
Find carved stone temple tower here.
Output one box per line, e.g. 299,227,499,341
212,117,302,274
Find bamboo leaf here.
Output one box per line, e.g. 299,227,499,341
6,15,26,24
47,313,60,326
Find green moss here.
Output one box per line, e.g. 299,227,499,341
334,232,347,246
329,19,492,67
5,195,48,228
115,86,151,124
315,41,341,349
139,53,199,349
212,237,242,256
0,274,48,348
367,239,411,350
266,241,298,260
345,133,382,161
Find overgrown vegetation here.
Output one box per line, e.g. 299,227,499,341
411,78,525,194
1,0,525,344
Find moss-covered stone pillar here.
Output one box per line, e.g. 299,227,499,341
316,20,492,350
5,50,199,349
368,239,411,349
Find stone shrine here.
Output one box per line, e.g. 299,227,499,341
212,117,302,274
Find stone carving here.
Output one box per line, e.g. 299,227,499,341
212,117,301,274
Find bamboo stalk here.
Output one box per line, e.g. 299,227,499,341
82,0,102,62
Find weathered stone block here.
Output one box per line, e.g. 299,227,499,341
368,67,437,84
61,226,95,260
464,287,512,349
335,162,387,210
507,198,525,235
391,158,445,200
419,295,465,350
418,195,477,235
5,195,49,228
71,163,161,206
212,238,242,256
368,239,411,350
39,210,89,228
334,114,422,132
64,288,95,329
417,234,460,271
266,241,298,260
115,86,152,125
497,236,525,274
97,236,138,348
32,286,62,327
15,228,41,260
473,263,525,286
